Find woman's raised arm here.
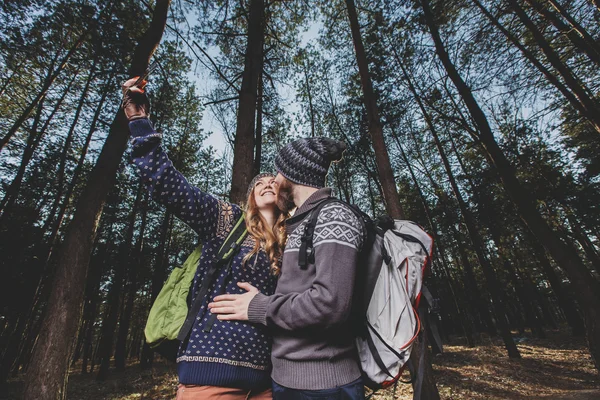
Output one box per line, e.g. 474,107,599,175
122,78,234,240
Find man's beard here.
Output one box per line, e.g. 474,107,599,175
277,178,296,213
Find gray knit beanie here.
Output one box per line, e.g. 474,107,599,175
246,172,276,199
274,137,347,188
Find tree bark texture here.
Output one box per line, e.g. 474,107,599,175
230,0,265,204
345,0,404,219
21,2,171,398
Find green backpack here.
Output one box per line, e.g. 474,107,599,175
144,214,248,360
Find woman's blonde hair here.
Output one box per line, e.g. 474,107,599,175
242,182,288,276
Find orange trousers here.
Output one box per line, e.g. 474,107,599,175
175,384,272,400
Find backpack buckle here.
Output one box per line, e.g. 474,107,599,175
306,247,315,264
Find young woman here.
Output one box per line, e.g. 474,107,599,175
122,77,287,399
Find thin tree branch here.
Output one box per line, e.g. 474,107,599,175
203,96,240,106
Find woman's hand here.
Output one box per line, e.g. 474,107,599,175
208,282,259,321
121,77,150,121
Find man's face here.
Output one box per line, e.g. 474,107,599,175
275,173,295,213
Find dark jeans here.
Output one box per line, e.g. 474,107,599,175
272,378,365,400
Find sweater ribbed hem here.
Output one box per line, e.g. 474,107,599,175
129,118,154,137
177,360,271,390
271,356,361,390
248,293,269,325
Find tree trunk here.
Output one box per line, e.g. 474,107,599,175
547,0,600,57
565,213,600,272
424,100,520,357
513,256,558,329
115,189,148,370
445,126,541,338
527,233,585,336
508,0,600,128
0,59,26,97
302,54,316,137
21,2,171,398
523,0,600,66
97,183,144,380
504,256,546,338
40,74,113,267
1,64,93,221
407,124,496,338
401,62,511,348
95,270,125,380
9,80,114,378
471,0,600,134
230,0,265,203
141,211,173,368
10,309,44,378
393,129,475,347
0,34,85,152
0,67,78,217
0,73,80,382
324,76,386,206
253,70,264,176
81,229,117,375
420,0,600,369
345,0,404,219
0,93,47,216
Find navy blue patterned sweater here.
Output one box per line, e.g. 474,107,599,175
129,119,277,390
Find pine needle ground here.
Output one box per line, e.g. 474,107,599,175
2,328,599,399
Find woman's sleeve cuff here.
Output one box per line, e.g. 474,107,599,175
129,118,155,138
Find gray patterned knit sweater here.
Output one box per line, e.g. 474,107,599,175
248,188,364,390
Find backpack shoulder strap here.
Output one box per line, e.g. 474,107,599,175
298,198,368,269
420,285,443,355
298,197,336,269
177,212,247,341
217,213,248,261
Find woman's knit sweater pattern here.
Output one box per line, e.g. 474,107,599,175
129,118,276,390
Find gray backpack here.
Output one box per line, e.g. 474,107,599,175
299,199,441,393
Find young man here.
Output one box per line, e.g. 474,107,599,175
209,137,365,400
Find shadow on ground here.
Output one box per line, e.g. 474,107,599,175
2,329,599,400
2,360,177,400
374,328,599,399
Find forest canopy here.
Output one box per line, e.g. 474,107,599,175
0,0,599,399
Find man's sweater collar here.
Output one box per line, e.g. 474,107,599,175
286,188,332,230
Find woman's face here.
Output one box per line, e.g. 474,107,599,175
253,176,279,210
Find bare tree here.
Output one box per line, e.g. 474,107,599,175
21,1,172,398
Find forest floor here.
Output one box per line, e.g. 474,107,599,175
3,328,599,399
